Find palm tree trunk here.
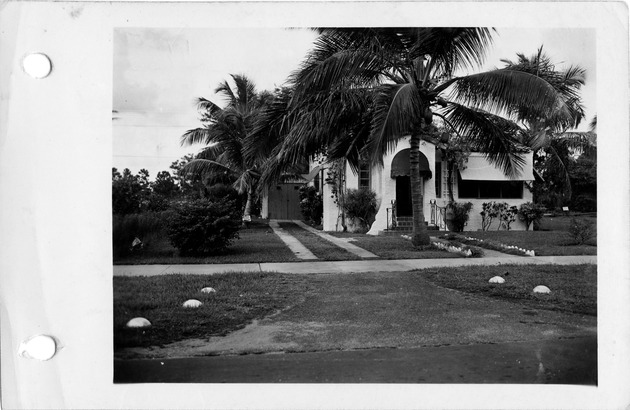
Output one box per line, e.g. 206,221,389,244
243,188,253,222
409,134,431,246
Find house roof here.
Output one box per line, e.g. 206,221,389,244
391,149,432,179
459,153,534,181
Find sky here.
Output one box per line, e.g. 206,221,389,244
113,27,596,179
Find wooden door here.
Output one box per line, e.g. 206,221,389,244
268,183,302,220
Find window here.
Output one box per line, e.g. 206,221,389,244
435,162,442,198
359,161,370,189
457,174,523,199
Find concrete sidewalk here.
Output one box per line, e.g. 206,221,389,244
113,254,596,276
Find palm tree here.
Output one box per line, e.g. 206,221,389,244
268,28,578,245
500,47,594,206
181,74,272,221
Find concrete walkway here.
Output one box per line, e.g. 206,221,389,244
291,220,378,258
113,254,596,276
268,220,317,260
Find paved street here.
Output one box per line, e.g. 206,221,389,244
115,336,597,384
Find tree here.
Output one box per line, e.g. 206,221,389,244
112,167,151,214
500,47,594,207
181,75,273,220
268,29,577,245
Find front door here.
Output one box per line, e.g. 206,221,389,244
396,176,412,216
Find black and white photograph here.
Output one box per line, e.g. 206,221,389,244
1,1,628,409
112,26,599,384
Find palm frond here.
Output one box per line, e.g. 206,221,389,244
365,83,423,165
410,28,495,78
448,69,574,125
181,127,211,146
181,158,236,178
589,115,597,132
439,103,527,178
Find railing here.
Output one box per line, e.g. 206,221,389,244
430,199,447,231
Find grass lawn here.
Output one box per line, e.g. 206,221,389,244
460,231,596,256
420,264,596,315
114,271,313,350
114,264,596,351
329,231,462,259
114,220,298,265
278,222,360,260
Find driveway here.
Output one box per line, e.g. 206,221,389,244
115,271,596,383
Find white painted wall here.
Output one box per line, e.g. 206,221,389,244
321,143,534,233
367,137,436,235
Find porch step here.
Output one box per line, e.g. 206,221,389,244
380,225,439,236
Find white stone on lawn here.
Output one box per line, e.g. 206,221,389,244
183,299,203,308
201,287,217,294
489,276,505,284
126,317,151,328
533,285,551,294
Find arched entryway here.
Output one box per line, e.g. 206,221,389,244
390,149,432,216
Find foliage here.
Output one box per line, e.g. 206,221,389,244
518,202,545,231
324,159,348,231
261,29,578,246
167,197,242,256
569,150,597,212
499,204,519,231
112,211,174,258
112,168,150,215
567,217,595,245
449,202,473,232
480,202,500,231
152,170,179,198
343,188,378,232
169,155,209,199
298,185,323,225
437,131,471,203
181,74,276,219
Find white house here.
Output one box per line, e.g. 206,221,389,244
262,136,534,233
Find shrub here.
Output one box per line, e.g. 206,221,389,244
167,197,242,256
480,202,500,231
113,211,171,258
568,217,595,245
299,185,323,225
449,202,473,232
343,188,378,232
518,202,545,231
499,204,519,231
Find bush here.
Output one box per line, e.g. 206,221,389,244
113,211,172,258
343,188,378,232
568,217,594,245
167,198,242,256
449,202,473,232
499,204,519,230
518,202,545,231
480,202,500,231
299,185,323,225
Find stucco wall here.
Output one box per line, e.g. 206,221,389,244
322,144,534,233
367,137,436,235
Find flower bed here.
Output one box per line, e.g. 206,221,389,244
401,234,484,258
440,233,535,256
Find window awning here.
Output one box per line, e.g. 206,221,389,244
459,153,534,181
391,149,432,179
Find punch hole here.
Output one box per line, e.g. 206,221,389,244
22,53,52,79
18,334,58,361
